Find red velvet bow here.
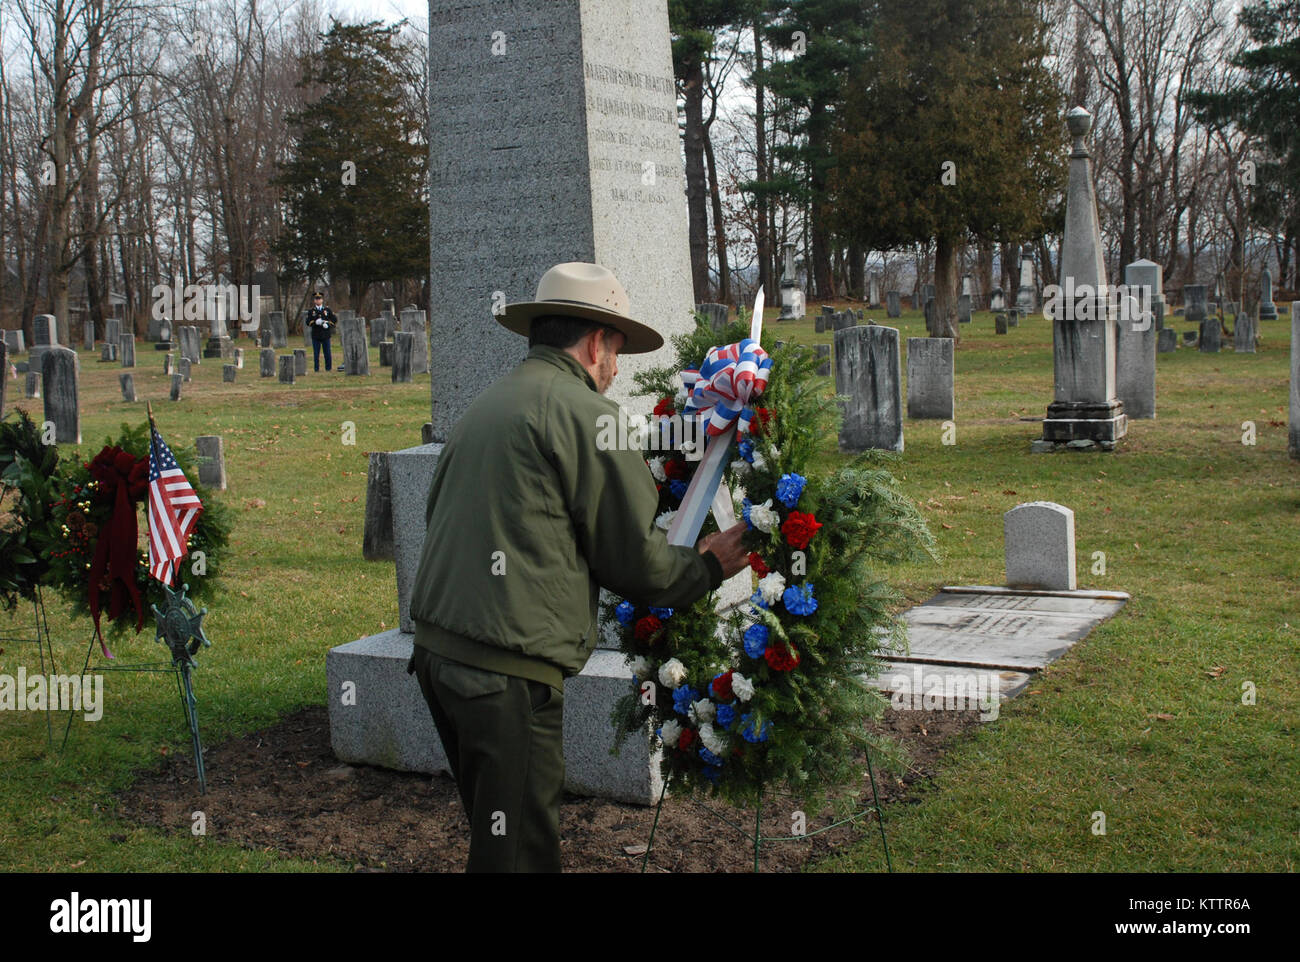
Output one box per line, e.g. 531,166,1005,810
86,446,149,651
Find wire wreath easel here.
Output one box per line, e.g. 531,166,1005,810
638,742,895,873
0,587,60,751
59,577,213,795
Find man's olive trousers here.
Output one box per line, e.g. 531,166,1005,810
410,646,565,872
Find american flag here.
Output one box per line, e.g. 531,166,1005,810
148,421,203,585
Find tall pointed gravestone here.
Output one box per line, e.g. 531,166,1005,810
1034,107,1127,452
329,0,728,805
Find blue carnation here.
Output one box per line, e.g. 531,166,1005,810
672,685,699,716
716,703,736,729
738,439,755,464
741,713,773,743
699,746,724,767
669,479,688,500
782,582,818,616
615,600,636,625
743,624,769,658
741,497,753,529
775,472,807,509
647,607,674,619
749,589,768,610
701,765,722,785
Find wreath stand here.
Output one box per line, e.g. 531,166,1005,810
60,581,212,794
0,587,61,751
639,744,895,873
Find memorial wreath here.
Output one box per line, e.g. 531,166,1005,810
604,314,936,810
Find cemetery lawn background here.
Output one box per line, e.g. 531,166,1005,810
0,309,1296,872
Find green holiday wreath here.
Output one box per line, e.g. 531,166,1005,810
604,314,936,810
0,410,231,647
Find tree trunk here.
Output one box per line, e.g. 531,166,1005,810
932,234,959,340
703,131,730,305
682,57,711,302
848,241,864,300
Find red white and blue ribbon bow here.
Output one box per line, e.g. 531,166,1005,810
681,338,772,439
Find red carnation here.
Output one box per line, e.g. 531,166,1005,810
677,728,696,751
663,458,689,481
750,407,774,436
653,397,676,417
764,641,801,672
781,510,823,550
634,615,664,644
710,670,734,701
747,552,770,577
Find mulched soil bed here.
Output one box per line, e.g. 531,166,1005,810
118,704,981,872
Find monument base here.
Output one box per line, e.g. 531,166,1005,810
1035,399,1127,451
327,630,663,805
203,337,224,359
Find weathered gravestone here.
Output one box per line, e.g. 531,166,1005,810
906,337,954,420
155,319,173,350
119,373,136,402
815,343,830,376
957,293,972,324
195,435,227,490
1259,269,1278,321
1005,501,1076,591
119,335,136,368
179,326,202,364
169,373,183,401
995,314,1008,335
42,347,80,444
342,317,370,375
269,311,289,348
363,452,395,562
695,302,729,331
814,313,826,334
30,314,58,370
278,355,295,384
1034,108,1126,452
100,343,116,363
1199,316,1222,353
836,324,903,451
399,310,429,375
83,319,95,351
1157,328,1177,352
1234,313,1256,353
3,330,24,354
868,273,881,308
25,371,40,398
179,357,192,382
260,349,275,377
163,353,174,375
222,364,237,382
379,341,394,367
1117,262,1158,420
233,347,244,369
1016,250,1036,313
886,290,901,318
104,318,122,349
1183,285,1208,324
923,297,937,334
1183,330,1198,346
391,332,414,384
293,348,307,376
989,287,1005,311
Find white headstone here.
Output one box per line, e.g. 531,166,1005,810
1005,502,1077,591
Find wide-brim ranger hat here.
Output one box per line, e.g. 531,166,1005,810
497,262,664,354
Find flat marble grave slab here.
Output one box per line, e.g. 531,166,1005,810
881,585,1129,674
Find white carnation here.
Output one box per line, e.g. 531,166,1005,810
698,722,729,756
655,509,676,531
647,457,667,482
749,498,780,533
757,571,786,604
658,657,687,688
730,458,751,477
751,449,767,471
659,719,682,746
629,656,652,681
732,672,755,702
689,698,716,725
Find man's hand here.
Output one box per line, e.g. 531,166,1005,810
697,521,749,579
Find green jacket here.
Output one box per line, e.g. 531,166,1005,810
410,344,723,689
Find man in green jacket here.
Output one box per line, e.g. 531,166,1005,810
408,262,748,872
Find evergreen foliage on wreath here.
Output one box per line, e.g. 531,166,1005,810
604,313,936,810
0,411,231,639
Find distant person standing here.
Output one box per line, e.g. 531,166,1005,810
306,292,338,372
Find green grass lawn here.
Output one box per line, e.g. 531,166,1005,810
0,309,1296,872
